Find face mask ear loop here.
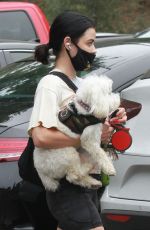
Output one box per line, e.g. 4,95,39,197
66,47,71,57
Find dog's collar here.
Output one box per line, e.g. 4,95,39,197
67,101,106,124
77,100,91,112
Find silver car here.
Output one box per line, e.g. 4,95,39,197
97,45,150,229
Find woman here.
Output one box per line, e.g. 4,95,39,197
29,11,127,230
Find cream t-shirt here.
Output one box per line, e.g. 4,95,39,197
28,70,99,173
28,71,80,134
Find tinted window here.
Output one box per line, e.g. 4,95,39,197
0,61,51,123
141,69,150,79
137,31,150,38
0,11,37,41
6,50,34,63
0,51,6,68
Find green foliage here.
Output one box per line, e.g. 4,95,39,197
20,0,150,33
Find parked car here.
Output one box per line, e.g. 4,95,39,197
95,28,150,48
0,40,150,229
95,32,133,48
0,41,39,68
0,2,50,44
96,32,127,38
95,44,150,229
135,27,150,38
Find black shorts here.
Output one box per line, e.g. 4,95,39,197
46,175,103,230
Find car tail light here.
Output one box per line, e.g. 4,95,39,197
106,214,131,222
0,138,27,162
120,98,142,120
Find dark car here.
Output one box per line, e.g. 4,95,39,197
0,40,150,229
95,29,150,48
0,59,52,229
95,32,133,48
0,41,39,68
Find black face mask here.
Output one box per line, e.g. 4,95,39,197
67,45,96,71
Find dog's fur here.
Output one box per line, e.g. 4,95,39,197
34,75,120,191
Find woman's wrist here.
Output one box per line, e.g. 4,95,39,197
72,136,81,148
101,123,114,144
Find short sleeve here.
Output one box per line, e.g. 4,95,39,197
28,87,59,135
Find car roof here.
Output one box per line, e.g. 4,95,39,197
96,32,121,37
0,1,37,9
0,40,39,49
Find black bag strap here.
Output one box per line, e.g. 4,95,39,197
50,71,78,92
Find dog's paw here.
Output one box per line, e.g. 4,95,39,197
42,177,60,192
98,154,116,176
66,173,79,183
90,180,102,189
102,165,116,176
78,176,102,189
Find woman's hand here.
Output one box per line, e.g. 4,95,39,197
101,121,114,144
109,107,127,124
101,107,127,144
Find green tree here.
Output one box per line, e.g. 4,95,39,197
18,0,150,33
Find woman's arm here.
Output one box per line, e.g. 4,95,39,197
31,126,80,149
32,108,126,149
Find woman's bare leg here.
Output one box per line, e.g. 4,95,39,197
91,226,104,230
57,226,104,230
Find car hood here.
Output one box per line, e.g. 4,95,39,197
84,42,150,91
96,42,150,70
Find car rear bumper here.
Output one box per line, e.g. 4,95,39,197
101,188,150,230
101,210,150,230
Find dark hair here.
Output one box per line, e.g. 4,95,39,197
35,11,95,64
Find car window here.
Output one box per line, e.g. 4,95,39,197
4,50,34,65
0,61,51,123
137,31,150,38
9,51,34,62
0,11,37,41
141,69,150,79
0,51,6,68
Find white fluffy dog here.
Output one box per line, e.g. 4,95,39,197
34,75,120,191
